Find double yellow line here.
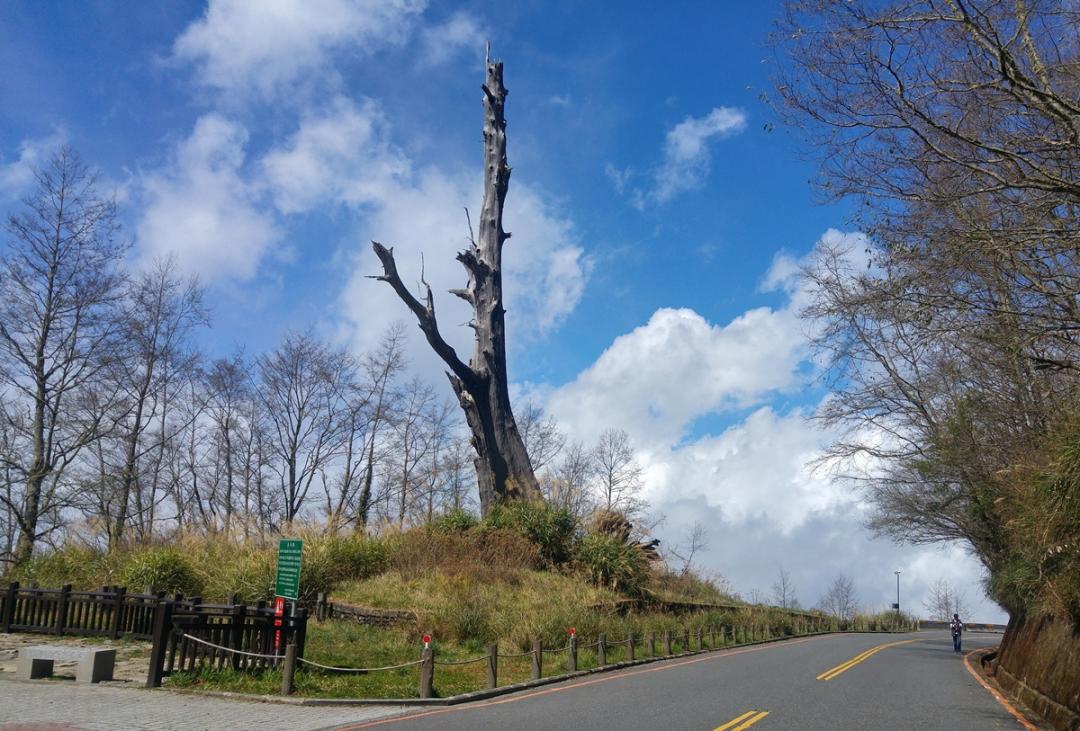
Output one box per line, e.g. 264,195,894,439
816,639,916,681
714,710,769,730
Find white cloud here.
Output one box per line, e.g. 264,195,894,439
644,406,852,532
261,96,409,214
651,106,746,204
136,115,280,283
173,0,425,100
603,163,633,196
418,11,486,68
0,131,66,200
546,305,805,448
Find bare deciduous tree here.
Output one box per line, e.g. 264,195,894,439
592,428,645,517
771,566,800,609
256,333,353,523
518,402,565,472
110,257,206,546
923,578,971,621
541,440,595,518
667,521,709,576
0,147,126,563
818,574,858,621
371,53,541,513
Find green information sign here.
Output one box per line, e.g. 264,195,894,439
275,539,303,600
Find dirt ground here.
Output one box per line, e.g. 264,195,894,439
0,631,151,683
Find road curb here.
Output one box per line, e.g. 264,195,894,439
963,646,1048,730
157,630,911,707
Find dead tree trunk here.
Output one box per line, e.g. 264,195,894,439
370,53,541,513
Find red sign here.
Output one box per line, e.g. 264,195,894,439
569,627,576,637
422,634,431,648
274,596,285,651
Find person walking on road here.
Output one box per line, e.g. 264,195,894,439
950,613,964,653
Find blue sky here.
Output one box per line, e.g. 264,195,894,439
0,1,1004,622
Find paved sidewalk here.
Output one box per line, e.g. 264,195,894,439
0,679,408,731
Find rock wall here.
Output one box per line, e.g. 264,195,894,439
995,612,1080,731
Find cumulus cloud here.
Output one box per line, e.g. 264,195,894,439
418,11,486,68
536,227,1006,621
136,115,280,282
261,96,409,214
651,107,746,203
173,0,425,100
0,131,66,200
545,305,804,448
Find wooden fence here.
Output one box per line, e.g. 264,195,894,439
1,582,162,639
0,582,308,688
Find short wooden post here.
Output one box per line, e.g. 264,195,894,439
315,592,326,622
230,603,246,671
569,635,578,671
486,643,498,688
663,630,672,655
710,627,716,648
54,584,71,635
280,642,297,695
145,600,174,688
695,628,703,651
647,631,656,657
682,628,690,652
419,647,434,698
110,586,127,640
531,638,542,680
2,581,18,632
627,633,635,661
597,633,606,665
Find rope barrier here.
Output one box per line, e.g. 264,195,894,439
434,655,488,666
297,656,424,673
496,649,536,659
178,633,281,660
541,644,570,654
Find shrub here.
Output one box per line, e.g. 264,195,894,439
429,508,478,534
576,533,649,596
482,501,578,566
11,545,124,589
297,533,390,601
122,548,202,596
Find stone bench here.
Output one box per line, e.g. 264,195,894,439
16,645,116,683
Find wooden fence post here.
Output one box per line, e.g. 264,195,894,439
597,633,606,665
2,581,18,633
531,638,542,680
280,642,297,695
315,592,326,622
230,603,246,671
710,627,716,648
647,631,655,657
419,646,434,698
110,587,127,640
663,630,672,655
682,628,690,652
627,632,635,661
54,584,71,636
487,643,498,688
145,600,174,688
695,628,703,651
569,635,578,671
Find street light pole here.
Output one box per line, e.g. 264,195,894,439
894,570,902,628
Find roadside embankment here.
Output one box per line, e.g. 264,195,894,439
995,613,1080,731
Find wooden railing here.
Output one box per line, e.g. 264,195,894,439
0,582,308,688
1,582,162,639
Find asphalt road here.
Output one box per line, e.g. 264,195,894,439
333,631,1023,731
